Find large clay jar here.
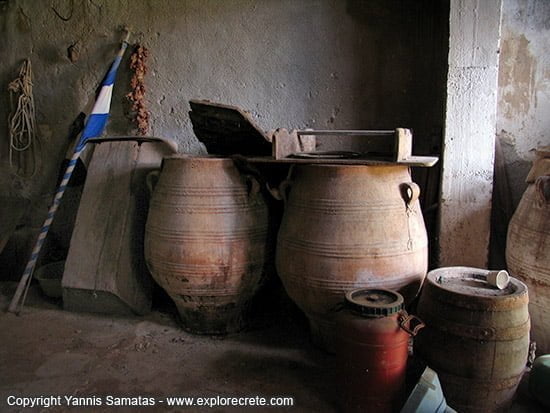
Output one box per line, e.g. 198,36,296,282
145,155,269,334
507,147,550,354
276,164,428,351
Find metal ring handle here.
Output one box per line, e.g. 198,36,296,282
398,310,425,337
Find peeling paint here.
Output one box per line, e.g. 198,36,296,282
499,33,536,118
497,0,550,208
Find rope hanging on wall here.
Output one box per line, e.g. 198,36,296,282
8,59,39,178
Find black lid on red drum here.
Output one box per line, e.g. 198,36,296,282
345,288,404,317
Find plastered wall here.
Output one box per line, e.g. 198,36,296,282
497,0,550,207
0,0,448,195
0,0,449,275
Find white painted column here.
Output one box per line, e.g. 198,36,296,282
438,0,503,267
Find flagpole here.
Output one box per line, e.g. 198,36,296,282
8,30,131,314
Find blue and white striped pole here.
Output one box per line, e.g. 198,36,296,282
8,32,130,314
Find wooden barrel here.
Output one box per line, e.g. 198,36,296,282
144,155,269,334
414,267,530,413
276,164,428,351
507,147,550,354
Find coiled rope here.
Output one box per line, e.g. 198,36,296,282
8,59,39,178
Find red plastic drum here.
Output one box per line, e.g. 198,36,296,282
335,289,423,413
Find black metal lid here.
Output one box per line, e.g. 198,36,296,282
345,288,404,317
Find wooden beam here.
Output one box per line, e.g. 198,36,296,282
272,128,316,160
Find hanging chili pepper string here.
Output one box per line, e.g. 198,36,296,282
127,44,150,136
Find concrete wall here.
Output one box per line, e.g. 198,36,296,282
438,0,502,268
497,0,550,207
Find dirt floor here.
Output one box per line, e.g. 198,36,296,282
0,282,545,413
0,282,336,413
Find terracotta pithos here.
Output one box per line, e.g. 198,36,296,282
276,164,428,351
506,147,550,354
414,267,530,413
144,156,269,334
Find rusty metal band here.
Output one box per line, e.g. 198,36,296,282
437,370,523,391
421,313,530,340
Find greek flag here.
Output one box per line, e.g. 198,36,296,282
8,33,130,314
76,40,128,150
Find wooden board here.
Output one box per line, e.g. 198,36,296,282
245,155,439,167
189,99,272,156
269,128,434,164
62,140,175,315
296,128,413,161
272,128,316,159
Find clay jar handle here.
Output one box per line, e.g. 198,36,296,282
146,170,160,197
400,182,421,208
398,310,425,337
535,175,550,205
244,174,261,198
268,165,294,204
268,179,292,204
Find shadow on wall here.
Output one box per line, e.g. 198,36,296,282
344,0,449,269
343,0,448,154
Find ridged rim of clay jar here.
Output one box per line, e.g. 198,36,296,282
164,154,234,163
294,163,406,170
